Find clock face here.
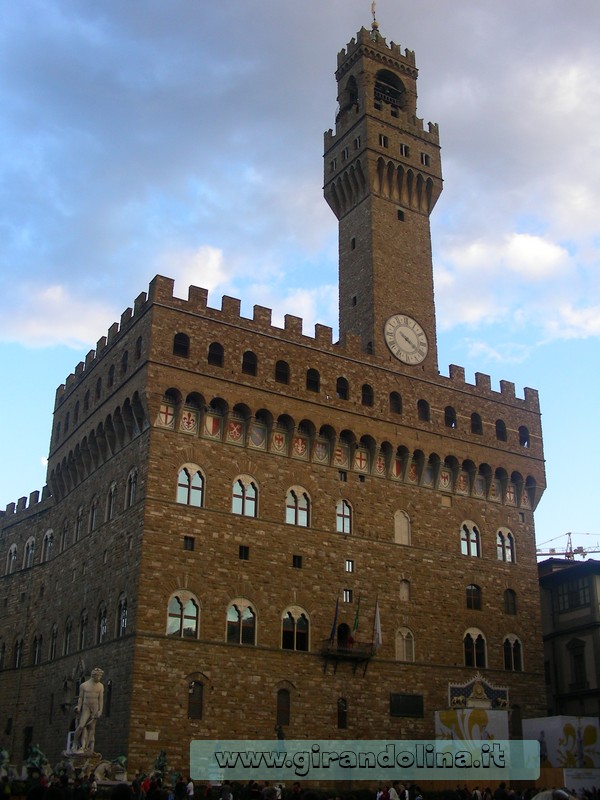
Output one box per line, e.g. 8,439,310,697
384,314,428,364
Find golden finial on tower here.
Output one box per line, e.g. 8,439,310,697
370,1,380,38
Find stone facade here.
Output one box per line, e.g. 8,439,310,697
0,22,546,777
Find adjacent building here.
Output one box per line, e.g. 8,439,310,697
539,558,600,717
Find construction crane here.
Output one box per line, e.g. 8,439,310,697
536,532,600,560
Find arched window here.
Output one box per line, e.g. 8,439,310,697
394,510,411,545
281,609,309,651
389,392,402,414
361,384,374,406
42,531,54,563
167,594,199,639
126,469,137,508
496,419,507,441
242,350,258,376
445,406,457,429
336,500,352,534
95,377,102,400
120,350,129,376
63,617,72,656
32,635,43,666
60,520,69,552
503,636,522,671
6,544,18,575
306,368,320,392
79,612,88,650
117,596,128,638
13,639,23,669
49,625,58,661
106,484,117,521
89,499,99,532
84,390,90,412
135,335,143,360
276,688,291,726
232,477,258,517
417,399,430,421
173,333,190,357
336,377,349,400
466,584,482,610
504,589,517,615
74,507,83,542
275,360,290,384
374,69,406,110
74,401,80,424
177,467,204,507
460,522,481,558
399,579,410,602
188,680,203,719
226,602,256,646
395,628,415,662
97,605,108,644
497,529,516,563
519,426,530,448
23,537,35,569
464,629,486,668
285,489,310,527
471,413,483,435
208,342,224,367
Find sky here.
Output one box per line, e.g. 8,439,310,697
1,0,599,559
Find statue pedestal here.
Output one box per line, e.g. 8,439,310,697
61,751,103,776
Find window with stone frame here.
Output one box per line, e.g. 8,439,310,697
6,544,18,575
466,584,482,610
106,484,117,522
336,499,352,534
226,601,256,645
125,469,137,508
49,626,58,661
276,688,291,726
460,521,481,558
97,605,108,644
285,488,310,527
281,608,309,651
232,476,258,517
497,529,516,563
504,589,517,615
188,680,203,719
173,332,190,357
503,636,522,671
395,627,415,662
23,537,35,569
177,466,204,507
167,593,199,639
464,629,486,668
117,596,127,638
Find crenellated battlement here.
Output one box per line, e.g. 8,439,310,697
0,486,52,525
55,289,149,405
337,27,416,71
52,274,540,413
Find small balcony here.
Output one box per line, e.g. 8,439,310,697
320,638,376,674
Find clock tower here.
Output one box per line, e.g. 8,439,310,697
324,20,443,375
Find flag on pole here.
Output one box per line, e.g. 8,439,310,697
373,599,382,650
329,595,339,643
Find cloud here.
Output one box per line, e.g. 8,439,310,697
0,283,116,348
